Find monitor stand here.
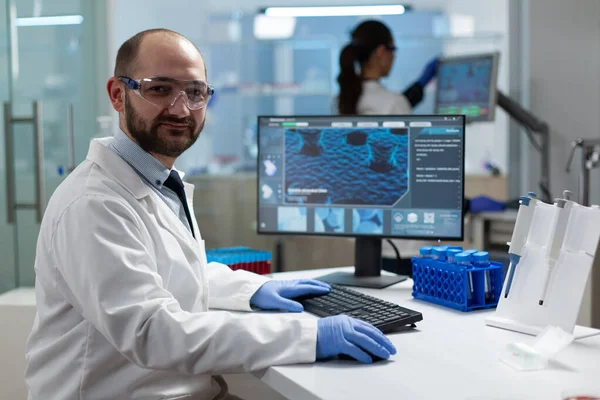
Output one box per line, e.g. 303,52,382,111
315,237,408,289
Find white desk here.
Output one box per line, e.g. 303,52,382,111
257,267,600,400
0,288,37,399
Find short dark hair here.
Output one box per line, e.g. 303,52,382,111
114,28,205,78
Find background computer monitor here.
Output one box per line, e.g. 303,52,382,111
434,52,499,122
257,115,466,288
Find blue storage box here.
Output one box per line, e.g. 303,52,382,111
411,257,504,312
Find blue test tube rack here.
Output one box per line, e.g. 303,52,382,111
411,252,504,312
206,246,272,275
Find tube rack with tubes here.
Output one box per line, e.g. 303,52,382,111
206,247,272,275
411,249,503,312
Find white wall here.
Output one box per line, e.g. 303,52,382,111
108,0,511,178
527,0,600,327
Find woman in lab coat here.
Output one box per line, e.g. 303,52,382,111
337,19,438,115
336,19,439,260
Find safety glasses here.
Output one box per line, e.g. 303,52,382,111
118,76,215,110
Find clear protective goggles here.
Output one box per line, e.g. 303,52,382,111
118,76,215,110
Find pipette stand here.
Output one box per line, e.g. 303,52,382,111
485,198,600,337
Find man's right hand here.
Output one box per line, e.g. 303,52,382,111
316,315,396,364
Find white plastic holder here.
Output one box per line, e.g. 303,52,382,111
485,201,600,338
500,325,574,371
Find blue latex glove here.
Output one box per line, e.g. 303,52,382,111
468,195,506,213
316,315,397,364
417,56,440,88
250,279,331,312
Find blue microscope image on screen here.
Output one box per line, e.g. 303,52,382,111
284,128,408,206
277,207,307,232
352,209,383,234
437,60,492,105
314,208,345,233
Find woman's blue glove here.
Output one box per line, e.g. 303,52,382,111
316,315,397,364
250,279,331,312
417,56,440,88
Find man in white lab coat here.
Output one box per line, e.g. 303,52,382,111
24,29,396,400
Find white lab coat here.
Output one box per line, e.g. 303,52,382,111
331,81,412,115
357,81,412,115
24,138,317,400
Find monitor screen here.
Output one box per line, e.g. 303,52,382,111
434,52,499,122
257,115,465,241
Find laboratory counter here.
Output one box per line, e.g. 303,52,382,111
254,267,600,400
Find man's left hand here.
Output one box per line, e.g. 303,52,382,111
250,279,331,312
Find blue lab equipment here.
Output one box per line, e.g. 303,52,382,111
206,247,272,274
455,252,472,265
455,252,474,300
419,246,433,258
472,251,490,267
473,251,492,300
446,249,462,264
411,249,503,311
432,246,449,261
505,192,537,298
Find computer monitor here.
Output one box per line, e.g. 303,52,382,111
257,115,466,288
434,52,499,122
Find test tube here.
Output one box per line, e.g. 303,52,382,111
473,251,492,302
419,246,433,258
446,249,462,264
455,252,473,301
432,246,449,261
448,245,464,251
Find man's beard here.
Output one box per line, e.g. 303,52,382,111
124,94,204,158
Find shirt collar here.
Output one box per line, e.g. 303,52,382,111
110,129,172,190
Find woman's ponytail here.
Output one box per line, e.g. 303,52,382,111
337,43,363,115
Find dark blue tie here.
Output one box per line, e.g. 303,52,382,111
163,170,195,238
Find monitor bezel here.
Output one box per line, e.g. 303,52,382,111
434,52,500,123
255,114,466,241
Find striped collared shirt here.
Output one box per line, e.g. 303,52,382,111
107,129,192,234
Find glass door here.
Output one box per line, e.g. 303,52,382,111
0,0,16,293
1,0,92,291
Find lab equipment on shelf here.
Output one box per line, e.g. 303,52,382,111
206,246,271,275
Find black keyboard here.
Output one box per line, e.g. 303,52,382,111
295,284,423,333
